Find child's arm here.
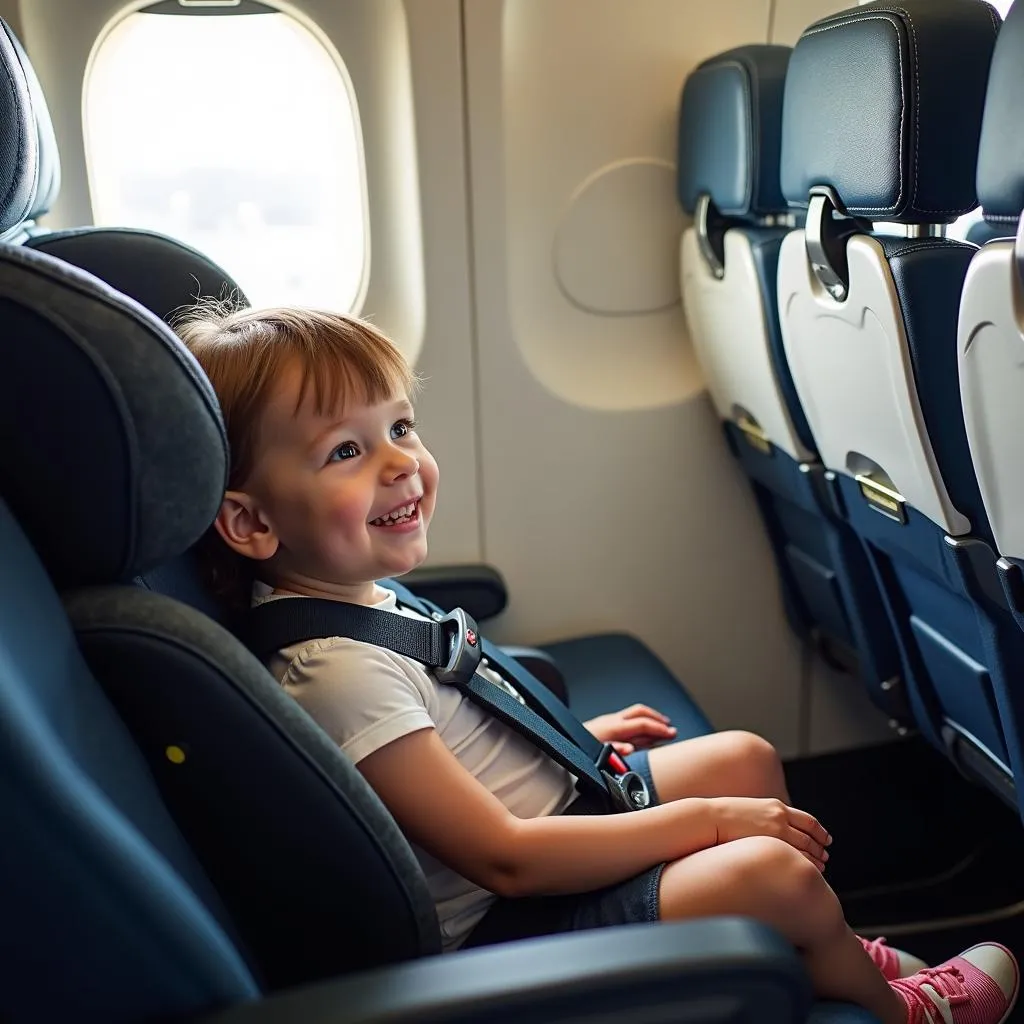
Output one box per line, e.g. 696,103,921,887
358,727,829,899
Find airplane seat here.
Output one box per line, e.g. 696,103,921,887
776,0,1024,810
959,1,1024,728
0,239,841,1023
677,44,904,717
0,20,39,245
965,219,1012,246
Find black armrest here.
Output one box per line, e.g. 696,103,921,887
402,564,508,621
502,645,569,705
197,919,811,1024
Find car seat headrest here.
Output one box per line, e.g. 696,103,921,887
0,244,228,589
780,0,999,223
26,227,248,325
0,19,38,237
677,45,792,219
976,0,1024,226
7,28,59,225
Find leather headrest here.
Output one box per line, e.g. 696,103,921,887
781,0,999,223
8,29,60,223
0,243,228,589
27,227,247,324
0,19,37,236
677,45,791,218
976,0,1024,225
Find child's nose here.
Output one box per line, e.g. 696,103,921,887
382,448,419,482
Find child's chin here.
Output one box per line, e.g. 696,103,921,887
389,546,428,578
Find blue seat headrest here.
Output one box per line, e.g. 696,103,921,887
27,227,247,325
0,19,37,237
8,27,59,225
781,0,1000,223
677,45,792,218
976,0,1024,226
0,244,228,589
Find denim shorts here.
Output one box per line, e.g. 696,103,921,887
462,750,664,948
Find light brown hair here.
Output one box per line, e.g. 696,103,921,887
174,302,419,613
175,302,417,491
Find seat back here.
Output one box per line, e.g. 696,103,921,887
959,0,1024,567
776,0,1022,802
677,45,903,709
0,241,441,997
679,45,812,463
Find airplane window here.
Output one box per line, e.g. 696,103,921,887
85,2,367,312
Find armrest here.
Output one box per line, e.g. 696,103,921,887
196,919,811,1024
401,563,508,621
502,645,569,705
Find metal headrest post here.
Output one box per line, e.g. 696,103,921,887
695,193,727,279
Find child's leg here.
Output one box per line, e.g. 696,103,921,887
659,836,903,1023
646,730,790,803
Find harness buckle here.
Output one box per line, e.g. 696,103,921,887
435,608,483,685
596,742,651,812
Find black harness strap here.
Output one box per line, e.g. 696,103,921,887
241,590,649,812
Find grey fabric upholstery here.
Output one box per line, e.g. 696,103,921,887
781,0,999,221
0,243,228,588
66,583,440,989
7,27,57,227
28,226,247,324
0,18,36,237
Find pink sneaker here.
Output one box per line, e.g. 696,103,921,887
859,935,928,980
890,943,1018,1024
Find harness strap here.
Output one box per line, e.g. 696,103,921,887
241,590,649,812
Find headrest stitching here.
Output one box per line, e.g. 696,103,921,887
908,11,921,216
800,13,906,215
0,23,32,228
882,238,974,257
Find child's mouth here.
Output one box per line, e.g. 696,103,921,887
369,499,421,529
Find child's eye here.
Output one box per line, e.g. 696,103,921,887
391,418,416,440
328,441,360,462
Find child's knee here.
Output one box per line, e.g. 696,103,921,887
728,730,780,767
731,837,834,915
722,731,785,792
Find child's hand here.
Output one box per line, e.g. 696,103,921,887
710,797,832,871
584,704,678,756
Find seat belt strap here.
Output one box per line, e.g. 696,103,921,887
241,595,649,812
383,580,611,764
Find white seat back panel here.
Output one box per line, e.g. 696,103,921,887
681,228,815,463
959,242,1024,557
777,230,970,535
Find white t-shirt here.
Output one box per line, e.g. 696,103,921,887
256,585,578,951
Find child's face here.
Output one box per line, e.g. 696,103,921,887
242,362,438,590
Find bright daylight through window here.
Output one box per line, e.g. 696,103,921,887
85,3,366,312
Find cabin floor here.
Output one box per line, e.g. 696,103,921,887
786,737,1024,1018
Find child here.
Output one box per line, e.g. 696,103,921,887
178,304,1018,1024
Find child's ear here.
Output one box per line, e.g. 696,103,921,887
214,491,279,561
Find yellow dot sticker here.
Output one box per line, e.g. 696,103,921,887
165,745,187,765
